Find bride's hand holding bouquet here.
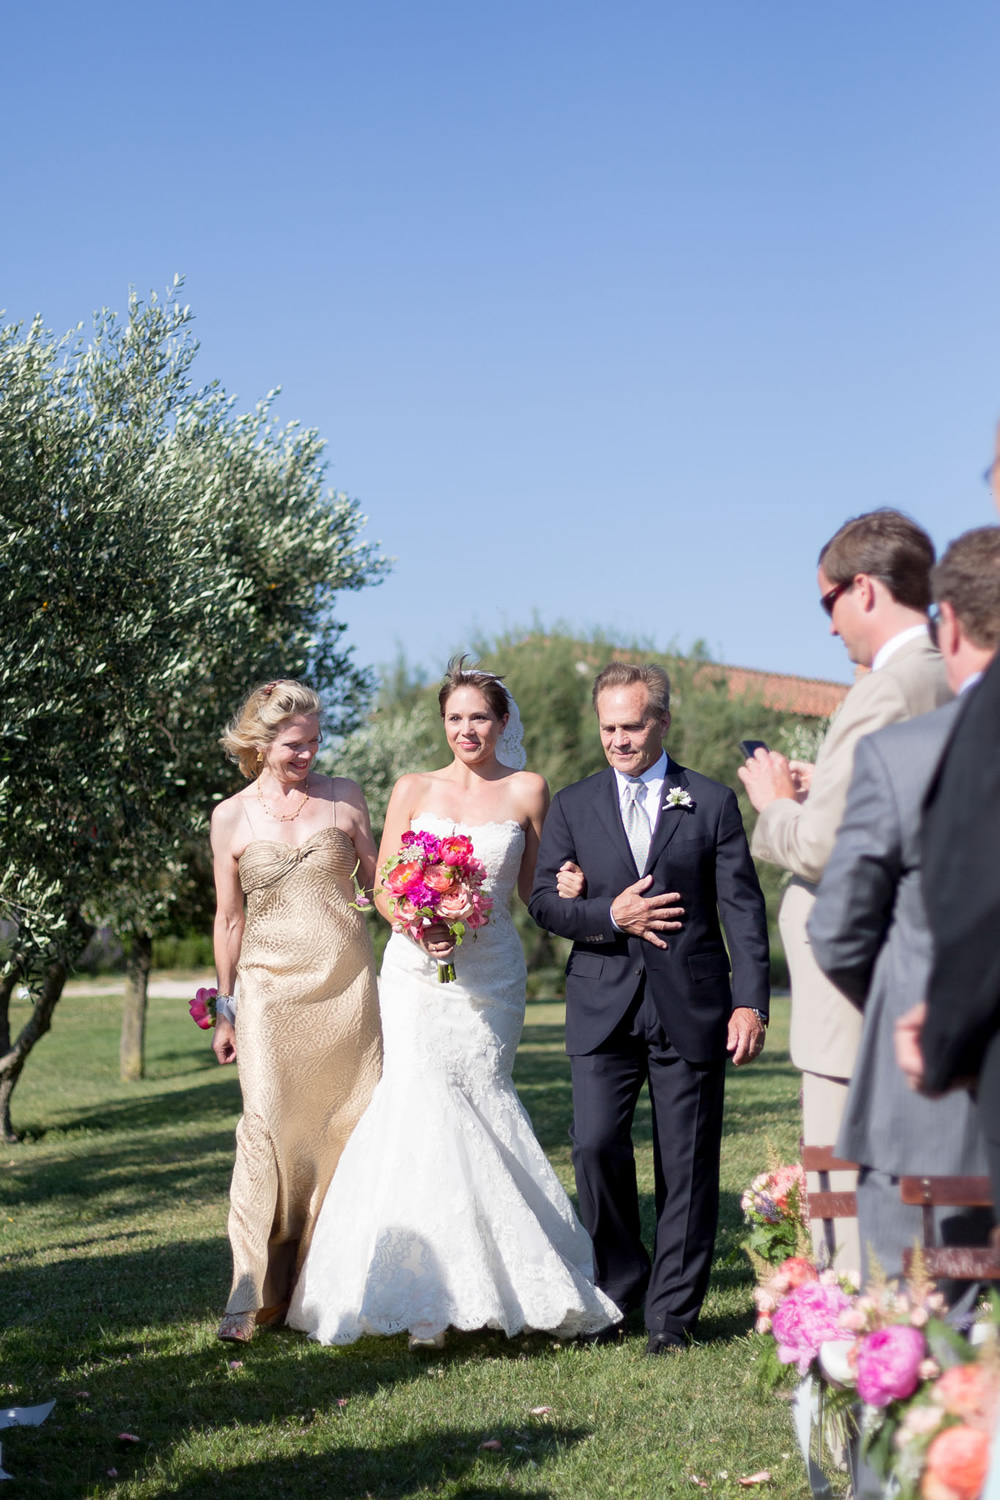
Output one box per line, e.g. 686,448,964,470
378,829,492,982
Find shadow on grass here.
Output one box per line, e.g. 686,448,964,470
143,1422,579,1499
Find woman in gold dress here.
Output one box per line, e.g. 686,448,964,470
209,679,382,1342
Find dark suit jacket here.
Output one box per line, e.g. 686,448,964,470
921,657,1000,1093
528,759,770,1064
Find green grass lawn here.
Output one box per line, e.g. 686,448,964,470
0,986,834,1499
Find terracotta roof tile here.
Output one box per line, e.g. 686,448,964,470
717,665,849,718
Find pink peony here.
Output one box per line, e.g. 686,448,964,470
423,863,458,893
772,1282,854,1375
439,835,475,866
856,1324,926,1408
921,1424,991,1500
189,987,217,1029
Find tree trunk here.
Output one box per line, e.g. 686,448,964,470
0,908,91,1141
119,929,153,1082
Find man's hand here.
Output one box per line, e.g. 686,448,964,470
556,860,587,899
727,1007,765,1066
610,875,684,949
895,1001,930,1093
213,1017,237,1066
787,760,815,802
738,748,799,812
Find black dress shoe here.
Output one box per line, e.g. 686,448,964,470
645,1331,686,1356
579,1320,624,1346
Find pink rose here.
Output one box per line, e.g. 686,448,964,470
437,890,474,922
393,896,418,924
856,1324,926,1408
423,863,458,893
772,1282,854,1375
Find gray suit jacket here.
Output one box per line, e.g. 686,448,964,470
807,702,986,1176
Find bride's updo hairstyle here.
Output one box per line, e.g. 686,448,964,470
437,655,510,722
221,679,322,778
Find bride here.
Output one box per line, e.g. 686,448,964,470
287,658,619,1346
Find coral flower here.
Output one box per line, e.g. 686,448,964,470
423,863,458,893
384,861,424,895
921,1424,990,1500
780,1256,820,1290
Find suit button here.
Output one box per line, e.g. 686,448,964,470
634,967,642,976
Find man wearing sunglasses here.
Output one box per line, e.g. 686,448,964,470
739,509,950,1266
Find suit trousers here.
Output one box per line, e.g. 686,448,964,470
568,983,726,1337
802,1070,861,1273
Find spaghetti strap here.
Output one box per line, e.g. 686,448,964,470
330,779,338,830
241,797,256,836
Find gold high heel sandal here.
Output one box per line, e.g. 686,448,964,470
217,1312,255,1343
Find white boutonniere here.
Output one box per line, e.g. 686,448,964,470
664,786,694,811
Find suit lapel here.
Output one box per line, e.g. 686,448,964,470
644,760,692,872
593,768,641,877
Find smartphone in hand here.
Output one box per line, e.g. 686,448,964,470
739,739,769,759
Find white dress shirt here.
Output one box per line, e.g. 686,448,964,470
871,623,929,672
613,752,668,835
609,752,668,930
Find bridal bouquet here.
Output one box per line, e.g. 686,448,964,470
379,830,492,982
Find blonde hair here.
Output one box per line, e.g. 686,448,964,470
221,679,322,778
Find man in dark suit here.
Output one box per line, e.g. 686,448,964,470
528,663,770,1353
895,431,1000,1216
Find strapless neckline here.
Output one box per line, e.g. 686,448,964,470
411,814,524,834
240,826,353,859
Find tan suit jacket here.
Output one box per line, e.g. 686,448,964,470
752,635,950,1078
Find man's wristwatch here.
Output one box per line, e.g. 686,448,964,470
750,1008,768,1027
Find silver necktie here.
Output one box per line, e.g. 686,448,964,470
623,777,651,872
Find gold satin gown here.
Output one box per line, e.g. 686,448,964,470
225,825,382,1320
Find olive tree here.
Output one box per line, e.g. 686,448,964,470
0,286,386,1132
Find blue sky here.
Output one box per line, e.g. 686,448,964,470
4,2,999,688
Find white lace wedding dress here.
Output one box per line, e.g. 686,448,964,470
287,816,619,1343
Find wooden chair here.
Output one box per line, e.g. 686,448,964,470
801,1146,858,1263
899,1175,1000,1281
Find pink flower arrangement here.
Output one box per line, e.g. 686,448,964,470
189,987,217,1029
743,1156,1000,1500
377,830,492,982
741,1162,810,1267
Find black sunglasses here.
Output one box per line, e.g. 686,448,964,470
984,459,999,490
820,579,853,617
